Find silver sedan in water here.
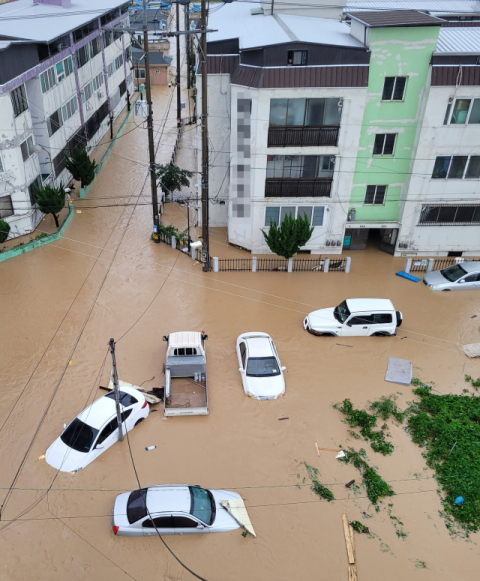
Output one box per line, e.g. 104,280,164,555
423,262,480,291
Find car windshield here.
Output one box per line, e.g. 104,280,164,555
127,489,148,524
189,486,215,525
334,300,350,323
105,391,138,407
246,357,280,377
440,264,467,282
60,418,98,453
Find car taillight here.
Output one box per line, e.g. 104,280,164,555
113,526,119,535
142,400,148,409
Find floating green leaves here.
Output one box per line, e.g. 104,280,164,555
304,463,335,502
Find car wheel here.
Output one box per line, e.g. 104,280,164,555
443,289,451,292
374,332,390,337
134,418,144,427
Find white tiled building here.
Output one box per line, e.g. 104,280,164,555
0,0,134,240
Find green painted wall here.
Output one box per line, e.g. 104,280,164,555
349,25,440,222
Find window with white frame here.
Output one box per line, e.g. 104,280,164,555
264,205,325,227
444,98,480,125
47,108,63,137
21,135,35,162
81,73,104,104
420,205,480,225
382,77,406,101
108,54,124,77
432,155,480,180
76,37,101,69
364,185,386,205
373,134,396,155
11,85,28,117
287,50,307,66
40,56,73,92
62,96,79,123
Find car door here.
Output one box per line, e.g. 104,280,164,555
237,341,248,392
121,408,135,434
371,313,393,336
173,514,207,535
142,515,176,536
91,417,119,460
456,273,479,290
340,315,372,337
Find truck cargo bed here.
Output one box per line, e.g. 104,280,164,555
165,377,208,416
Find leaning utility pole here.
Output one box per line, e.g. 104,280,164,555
200,0,209,271
143,0,161,241
176,1,182,129
109,338,124,442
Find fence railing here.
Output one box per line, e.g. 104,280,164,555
406,257,480,274
267,126,339,147
155,234,350,274
265,179,332,198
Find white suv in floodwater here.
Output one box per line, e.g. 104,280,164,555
304,298,402,337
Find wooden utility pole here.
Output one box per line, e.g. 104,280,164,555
143,0,161,241
176,1,182,129
109,338,124,442
200,0,209,271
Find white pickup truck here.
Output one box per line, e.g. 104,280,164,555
162,332,209,416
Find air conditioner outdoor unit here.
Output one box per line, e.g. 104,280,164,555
97,90,104,98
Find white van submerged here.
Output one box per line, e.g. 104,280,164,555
304,298,402,337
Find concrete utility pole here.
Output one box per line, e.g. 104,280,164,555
143,0,161,241
185,6,191,91
200,0,209,271
108,338,124,442
176,1,182,129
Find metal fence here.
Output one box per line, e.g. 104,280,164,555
213,257,348,273
409,257,480,273
216,258,253,272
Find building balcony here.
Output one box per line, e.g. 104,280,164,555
265,179,332,198
267,126,339,148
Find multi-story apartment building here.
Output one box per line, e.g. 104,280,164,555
0,0,134,240
199,3,480,257
198,2,370,254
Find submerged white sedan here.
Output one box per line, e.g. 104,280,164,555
113,485,243,536
236,332,286,400
45,386,149,473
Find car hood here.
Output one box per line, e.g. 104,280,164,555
244,374,285,399
210,489,243,531
423,271,449,287
307,308,338,330
45,437,89,472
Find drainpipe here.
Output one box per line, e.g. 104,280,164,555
70,32,87,143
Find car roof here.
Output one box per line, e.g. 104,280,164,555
77,386,141,429
245,336,274,357
346,298,395,313
146,486,191,514
458,261,480,273
168,332,202,348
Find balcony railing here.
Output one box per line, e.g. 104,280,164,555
268,126,339,148
265,179,332,198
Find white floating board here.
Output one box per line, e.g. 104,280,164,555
220,499,256,537
462,343,480,358
385,357,413,386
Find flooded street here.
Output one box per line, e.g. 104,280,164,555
2,82,480,581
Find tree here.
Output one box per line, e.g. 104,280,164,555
64,146,97,188
262,212,314,260
155,163,193,199
0,219,10,244
35,183,66,228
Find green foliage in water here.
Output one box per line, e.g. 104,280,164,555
0,219,10,244
370,395,405,423
339,448,394,505
304,463,334,502
334,399,395,455
406,385,480,535
465,375,480,389
158,222,188,242
349,520,369,534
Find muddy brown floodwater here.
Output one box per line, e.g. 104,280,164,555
1,82,480,581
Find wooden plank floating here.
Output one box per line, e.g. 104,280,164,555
342,514,355,564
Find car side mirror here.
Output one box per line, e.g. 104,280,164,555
281,366,286,371
197,524,205,529
458,280,465,284
162,336,168,341
63,423,67,430
95,445,104,450
239,367,243,372
346,322,352,327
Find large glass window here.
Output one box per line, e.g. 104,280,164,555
60,418,98,453
269,98,341,127
266,155,335,179
21,136,35,162
264,206,325,227
432,155,480,180
287,50,307,66
47,109,63,137
0,195,14,218
420,205,480,225
449,99,473,124
432,156,451,179
127,489,148,524
189,487,214,525
466,156,480,179
448,156,468,179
